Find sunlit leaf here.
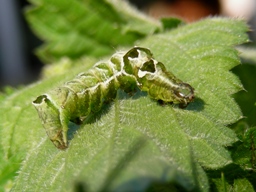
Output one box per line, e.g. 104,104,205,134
0,17,249,191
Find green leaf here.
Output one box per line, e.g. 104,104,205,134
233,178,255,192
211,174,255,192
207,126,256,191
25,0,160,62
0,86,17,102
0,147,22,192
230,126,256,175
230,50,256,187
232,63,256,127
160,17,185,30
1,17,249,191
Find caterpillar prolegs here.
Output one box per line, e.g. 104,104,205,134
32,47,194,149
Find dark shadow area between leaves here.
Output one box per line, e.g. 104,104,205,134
74,182,89,192
232,64,256,127
206,163,256,191
114,177,189,192
145,181,188,192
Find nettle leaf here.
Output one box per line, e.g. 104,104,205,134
232,126,256,169
0,147,21,192
25,0,160,62
211,174,255,192
1,18,249,191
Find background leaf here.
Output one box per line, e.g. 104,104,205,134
232,63,256,128
210,173,255,192
25,0,161,62
0,15,249,191
221,45,256,191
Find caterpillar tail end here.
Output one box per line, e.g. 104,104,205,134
51,132,68,150
32,94,68,150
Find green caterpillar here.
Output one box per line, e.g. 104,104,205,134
32,47,194,149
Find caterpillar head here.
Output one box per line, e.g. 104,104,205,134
173,83,194,108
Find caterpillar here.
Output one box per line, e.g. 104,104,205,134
32,47,194,149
